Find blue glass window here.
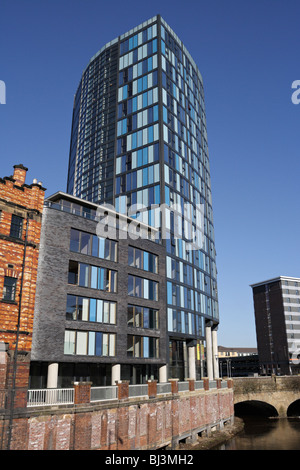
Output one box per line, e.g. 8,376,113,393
98,268,104,290
163,106,168,123
132,132,137,149
148,186,154,206
142,76,147,90
148,125,154,143
148,106,153,124
165,185,170,205
89,299,96,322
143,147,148,165
142,59,148,75
95,332,102,356
132,113,137,130
154,143,159,161
143,167,148,186
148,165,154,184
143,92,148,108
138,78,143,93
116,177,120,194
155,185,160,204
132,97,137,112
91,266,97,289
167,282,172,304
137,149,143,167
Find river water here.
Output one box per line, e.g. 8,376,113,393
213,417,300,450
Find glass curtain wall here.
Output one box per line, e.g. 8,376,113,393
67,15,219,381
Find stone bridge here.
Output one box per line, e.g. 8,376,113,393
233,376,300,418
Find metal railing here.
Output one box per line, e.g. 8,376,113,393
195,380,204,390
157,382,172,395
26,379,228,407
90,386,117,402
27,388,74,407
128,384,148,398
178,381,189,392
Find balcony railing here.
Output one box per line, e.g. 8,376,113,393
90,386,117,402
26,379,230,408
27,388,74,407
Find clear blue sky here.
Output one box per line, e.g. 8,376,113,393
1,0,299,347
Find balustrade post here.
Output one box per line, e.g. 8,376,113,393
227,378,233,389
116,380,129,401
203,377,210,391
73,381,92,405
169,378,179,394
147,380,157,398
186,378,195,392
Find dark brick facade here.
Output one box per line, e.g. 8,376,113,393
31,192,167,386
252,280,290,375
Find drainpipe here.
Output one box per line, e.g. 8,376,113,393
7,213,31,450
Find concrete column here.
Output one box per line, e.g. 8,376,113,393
159,364,167,382
112,364,121,385
212,329,219,379
47,362,59,388
205,325,213,380
188,346,196,380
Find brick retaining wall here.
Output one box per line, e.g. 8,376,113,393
0,380,234,450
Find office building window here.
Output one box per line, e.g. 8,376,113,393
64,330,116,357
128,274,158,300
68,261,117,293
70,229,117,262
127,304,158,329
10,215,23,239
127,335,159,358
2,276,17,302
66,294,116,324
128,246,158,273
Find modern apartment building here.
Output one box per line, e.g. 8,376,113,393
32,15,219,386
31,191,167,387
251,276,300,375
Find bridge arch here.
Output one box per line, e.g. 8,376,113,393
234,400,278,418
287,399,300,417
233,376,300,418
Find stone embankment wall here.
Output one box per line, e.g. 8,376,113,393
233,376,300,417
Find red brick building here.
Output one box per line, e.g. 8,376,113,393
0,164,45,448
